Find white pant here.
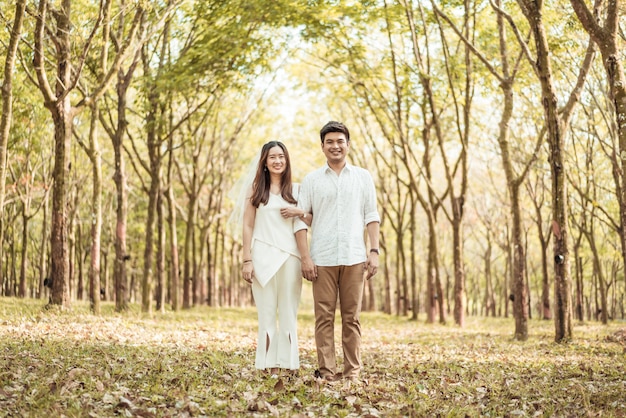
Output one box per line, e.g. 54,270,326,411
251,255,302,370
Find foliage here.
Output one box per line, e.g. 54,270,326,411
0,297,625,416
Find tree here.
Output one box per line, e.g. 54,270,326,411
569,0,626,300
10,151,47,297
423,0,475,327
526,167,553,320
494,0,593,341
0,0,27,301
31,0,145,308
434,0,543,338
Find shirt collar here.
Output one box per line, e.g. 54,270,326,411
324,161,351,173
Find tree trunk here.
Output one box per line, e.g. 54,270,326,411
424,207,438,324
142,165,159,313
183,192,197,307
540,232,552,320
85,0,113,315
452,198,466,327
575,253,584,321
0,0,27,296
156,190,166,312
206,228,215,306
166,157,180,311
112,116,129,311
38,190,49,299
109,70,137,312
483,235,496,317
587,229,608,324
527,175,553,320
518,0,573,341
72,194,82,301
88,107,102,314
496,73,529,337
18,209,29,298
48,104,73,308
102,249,109,301
76,219,84,301
381,235,391,314
409,190,418,320
511,185,529,340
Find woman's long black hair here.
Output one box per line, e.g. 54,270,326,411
250,141,297,208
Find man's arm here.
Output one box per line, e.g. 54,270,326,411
365,221,380,280
296,229,317,281
363,170,381,280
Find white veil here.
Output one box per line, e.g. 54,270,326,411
227,150,261,240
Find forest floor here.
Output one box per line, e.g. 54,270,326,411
0,296,625,417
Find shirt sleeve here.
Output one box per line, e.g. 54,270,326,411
363,170,381,225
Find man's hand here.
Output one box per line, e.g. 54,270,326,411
300,255,317,282
365,252,379,280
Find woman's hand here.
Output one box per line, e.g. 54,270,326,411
280,207,312,227
280,207,302,219
242,261,254,284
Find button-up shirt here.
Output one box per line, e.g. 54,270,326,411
295,162,380,266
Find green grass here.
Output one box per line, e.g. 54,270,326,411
0,296,624,417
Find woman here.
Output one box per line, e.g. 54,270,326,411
241,141,311,373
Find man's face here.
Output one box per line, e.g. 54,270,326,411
321,132,349,165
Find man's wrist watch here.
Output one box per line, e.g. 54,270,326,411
370,249,379,254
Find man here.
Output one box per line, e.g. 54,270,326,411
295,121,380,384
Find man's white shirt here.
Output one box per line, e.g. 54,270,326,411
295,162,380,267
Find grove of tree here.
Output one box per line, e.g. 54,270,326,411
1,0,625,343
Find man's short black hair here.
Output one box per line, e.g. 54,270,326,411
320,121,350,144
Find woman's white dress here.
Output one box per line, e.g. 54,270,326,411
250,190,302,370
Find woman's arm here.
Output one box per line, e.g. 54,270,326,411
280,206,312,226
242,188,255,283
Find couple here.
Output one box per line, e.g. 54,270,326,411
240,121,380,383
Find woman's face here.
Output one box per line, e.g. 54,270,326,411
265,145,287,176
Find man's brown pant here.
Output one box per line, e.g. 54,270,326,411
313,263,365,379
